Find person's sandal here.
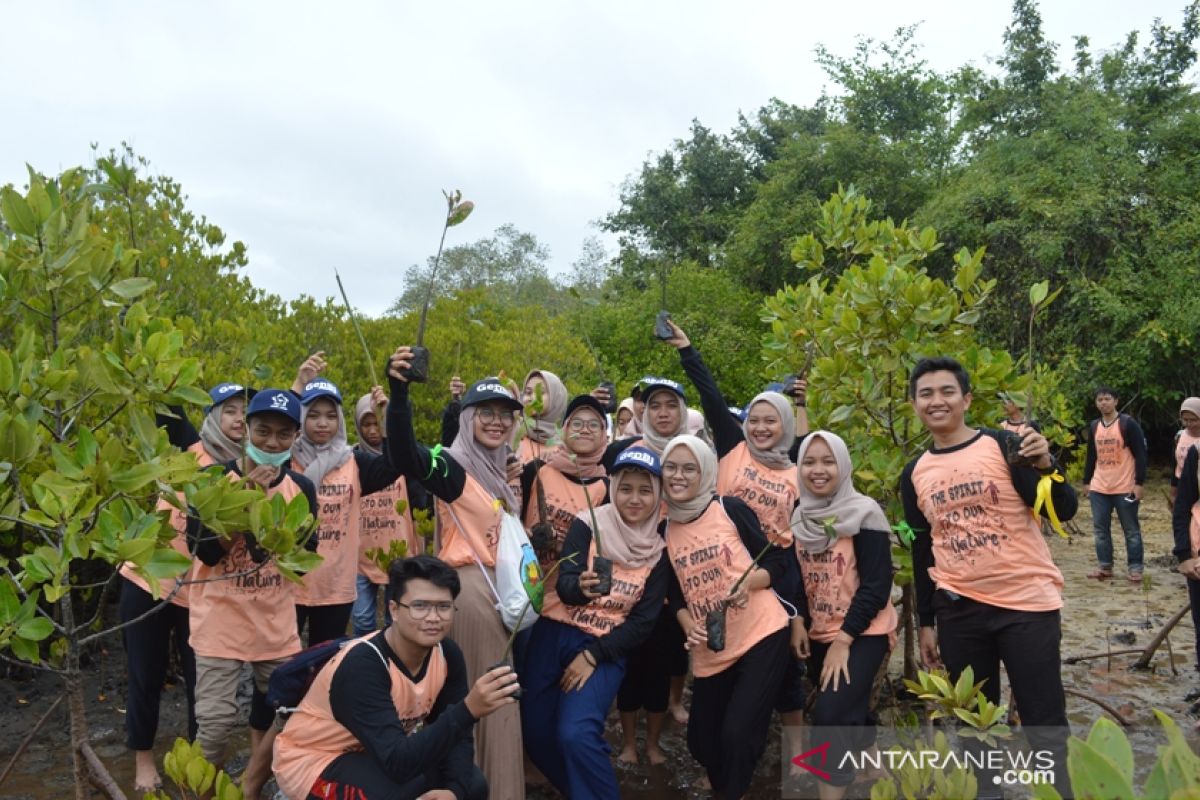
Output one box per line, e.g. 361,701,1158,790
1129,572,1144,583
1087,568,1113,580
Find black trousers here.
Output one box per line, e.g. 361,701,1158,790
1188,578,1200,671
308,751,487,800
807,634,890,787
617,603,686,713
688,627,789,799
119,578,197,750
934,591,1071,798
296,602,353,646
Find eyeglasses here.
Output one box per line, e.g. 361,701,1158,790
662,463,700,477
477,408,516,425
568,419,604,432
396,600,456,619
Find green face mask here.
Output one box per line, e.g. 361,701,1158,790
245,441,291,469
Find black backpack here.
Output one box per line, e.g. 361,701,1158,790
265,635,356,715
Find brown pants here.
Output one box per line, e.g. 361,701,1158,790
453,565,525,798
194,655,288,764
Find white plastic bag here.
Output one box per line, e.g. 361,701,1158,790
491,512,543,633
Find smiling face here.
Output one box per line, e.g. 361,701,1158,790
472,401,516,449
746,400,783,451
388,578,454,649
218,396,247,441
911,370,972,436
614,469,658,525
800,436,839,498
565,407,606,456
303,397,340,445
646,390,682,437
662,446,701,503
249,413,299,454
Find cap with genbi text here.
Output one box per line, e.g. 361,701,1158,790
640,377,686,402
461,378,523,411
206,382,255,412
300,379,343,406
246,389,302,426
611,446,662,477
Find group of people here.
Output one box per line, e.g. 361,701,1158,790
118,313,1200,800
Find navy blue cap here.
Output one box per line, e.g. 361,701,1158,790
611,446,662,476
730,405,748,423
462,378,523,411
764,381,786,394
300,379,343,406
562,394,607,424
205,382,255,413
246,389,302,426
640,377,685,401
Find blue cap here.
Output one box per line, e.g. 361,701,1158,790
246,389,302,426
640,377,685,401
611,446,662,476
730,405,748,423
205,382,254,412
300,379,343,406
764,382,786,394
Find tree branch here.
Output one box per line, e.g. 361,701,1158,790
0,693,64,789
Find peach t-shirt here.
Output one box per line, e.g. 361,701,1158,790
357,476,417,585
119,498,192,607
797,536,896,643
717,441,799,547
436,474,504,569
541,540,652,637
293,457,360,606
1091,419,1136,495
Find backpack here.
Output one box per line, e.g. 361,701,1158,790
266,635,385,715
444,505,544,633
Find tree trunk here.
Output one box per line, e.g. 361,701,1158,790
65,654,91,800
902,582,917,681
1133,602,1191,670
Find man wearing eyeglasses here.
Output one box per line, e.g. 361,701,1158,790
273,555,519,799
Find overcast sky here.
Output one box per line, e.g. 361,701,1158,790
2,1,1192,315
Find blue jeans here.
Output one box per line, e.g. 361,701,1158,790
520,618,626,800
1089,492,1144,572
351,574,391,636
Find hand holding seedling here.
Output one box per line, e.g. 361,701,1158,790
505,455,522,483
663,319,690,350
678,610,708,651
292,351,327,393
244,463,280,489
449,376,465,400
465,665,521,718
560,651,597,693
1014,425,1052,470
578,569,602,599
789,378,807,406
590,384,612,407
1179,558,1200,581
387,346,415,382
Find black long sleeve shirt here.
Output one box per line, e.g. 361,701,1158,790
328,633,478,800
386,379,470,504
1173,446,1199,563
900,428,1077,626
554,518,670,663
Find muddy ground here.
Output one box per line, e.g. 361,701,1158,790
1,477,1198,799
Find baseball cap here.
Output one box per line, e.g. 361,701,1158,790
461,378,523,411
611,446,662,476
205,382,255,413
640,377,686,401
563,394,607,424
300,379,343,406
729,405,748,423
246,389,302,426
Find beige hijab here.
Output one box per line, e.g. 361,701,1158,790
584,466,664,569
522,370,568,445
662,434,719,523
791,431,889,554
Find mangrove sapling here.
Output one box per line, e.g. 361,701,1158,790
569,438,611,596
520,383,555,555
404,190,475,383
490,552,579,699
706,539,776,653
335,268,386,424
1005,280,1060,467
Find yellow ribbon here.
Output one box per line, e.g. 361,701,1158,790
1033,471,1068,538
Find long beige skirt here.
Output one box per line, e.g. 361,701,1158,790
453,565,525,798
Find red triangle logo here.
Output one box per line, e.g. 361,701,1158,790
791,740,832,781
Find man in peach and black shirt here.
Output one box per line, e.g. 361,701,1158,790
1082,385,1147,582
900,357,1078,799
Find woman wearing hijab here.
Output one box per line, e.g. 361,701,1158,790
663,320,809,742
288,353,403,646
517,369,569,463
661,434,792,799
520,395,610,586
350,389,430,636
521,447,670,800
615,398,636,440
1171,397,1200,507
790,431,896,799
385,347,527,799
124,382,249,791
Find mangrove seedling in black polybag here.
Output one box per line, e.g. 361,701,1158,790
1005,280,1060,467
706,539,776,653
